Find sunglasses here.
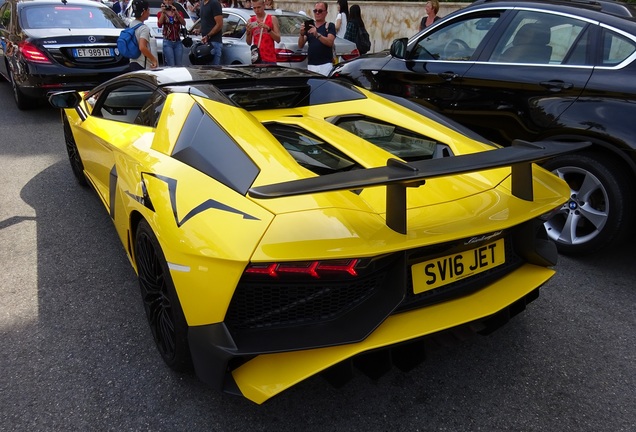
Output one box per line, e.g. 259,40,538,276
313,9,324,13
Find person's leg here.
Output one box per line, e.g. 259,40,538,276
173,39,183,66
163,40,175,66
211,41,222,65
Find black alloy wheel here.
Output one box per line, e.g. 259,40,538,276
542,151,634,255
63,114,88,186
135,220,192,371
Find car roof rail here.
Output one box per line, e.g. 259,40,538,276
472,0,636,18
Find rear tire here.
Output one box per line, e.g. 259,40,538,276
62,113,88,187
9,67,36,110
135,220,192,372
541,151,634,255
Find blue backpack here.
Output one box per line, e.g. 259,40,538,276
117,23,143,59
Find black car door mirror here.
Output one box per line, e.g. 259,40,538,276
49,91,82,109
390,38,408,59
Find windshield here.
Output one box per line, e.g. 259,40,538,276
20,4,125,29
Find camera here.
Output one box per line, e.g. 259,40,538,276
162,3,174,10
304,19,314,29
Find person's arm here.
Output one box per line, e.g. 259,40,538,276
297,23,306,49
309,23,334,48
335,13,342,32
315,31,334,47
245,18,255,45
139,37,158,68
268,15,280,43
202,14,223,43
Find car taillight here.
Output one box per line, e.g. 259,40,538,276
275,48,307,63
245,259,359,278
341,49,360,61
19,41,52,64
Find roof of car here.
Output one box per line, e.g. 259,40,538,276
471,0,636,19
96,65,319,89
223,7,306,17
12,0,110,5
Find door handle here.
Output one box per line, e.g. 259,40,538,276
438,72,459,81
540,80,574,91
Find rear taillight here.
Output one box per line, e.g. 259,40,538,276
341,49,360,61
245,259,360,278
275,48,307,63
19,41,52,64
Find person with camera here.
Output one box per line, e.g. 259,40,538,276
158,0,186,66
298,2,336,76
245,0,280,64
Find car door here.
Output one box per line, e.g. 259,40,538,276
73,83,159,207
221,12,249,65
371,10,505,115
0,1,13,81
448,9,595,144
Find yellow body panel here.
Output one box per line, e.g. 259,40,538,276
233,264,553,404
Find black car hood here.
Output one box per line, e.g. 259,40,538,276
332,51,393,76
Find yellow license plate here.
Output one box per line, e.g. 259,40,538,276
411,238,505,294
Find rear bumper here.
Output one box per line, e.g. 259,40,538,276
189,263,553,404
15,62,130,99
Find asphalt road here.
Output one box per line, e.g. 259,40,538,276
0,81,634,432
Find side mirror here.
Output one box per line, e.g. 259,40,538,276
390,38,408,59
49,90,82,109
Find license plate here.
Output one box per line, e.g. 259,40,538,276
411,238,505,294
73,47,114,58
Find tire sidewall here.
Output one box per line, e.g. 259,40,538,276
134,220,192,372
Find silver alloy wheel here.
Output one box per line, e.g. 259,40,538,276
543,165,609,246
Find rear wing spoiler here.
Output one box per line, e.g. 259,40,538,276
249,140,590,234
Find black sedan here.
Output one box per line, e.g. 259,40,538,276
332,0,636,255
0,0,130,109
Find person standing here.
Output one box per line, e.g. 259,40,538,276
245,0,281,64
298,2,335,76
344,4,369,54
199,0,223,65
335,0,348,39
419,0,440,31
158,0,186,66
129,0,158,70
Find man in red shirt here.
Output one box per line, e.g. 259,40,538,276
245,0,281,64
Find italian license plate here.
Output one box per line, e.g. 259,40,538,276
73,47,113,58
411,238,505,294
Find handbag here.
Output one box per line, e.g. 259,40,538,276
356,25,371,54
181,28,193,48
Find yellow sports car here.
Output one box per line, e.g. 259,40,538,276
49,66,587,404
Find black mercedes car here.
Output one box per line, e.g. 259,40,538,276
0,0,130,109
331,0,636,255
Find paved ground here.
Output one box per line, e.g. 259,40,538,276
0,82,634,431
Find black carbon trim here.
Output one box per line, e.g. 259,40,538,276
125,172,259,227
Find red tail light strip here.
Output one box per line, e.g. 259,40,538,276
245,259,359,278
19,42,52,64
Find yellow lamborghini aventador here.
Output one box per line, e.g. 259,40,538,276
49,66,588,404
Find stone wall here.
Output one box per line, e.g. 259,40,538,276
273,1,467,52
